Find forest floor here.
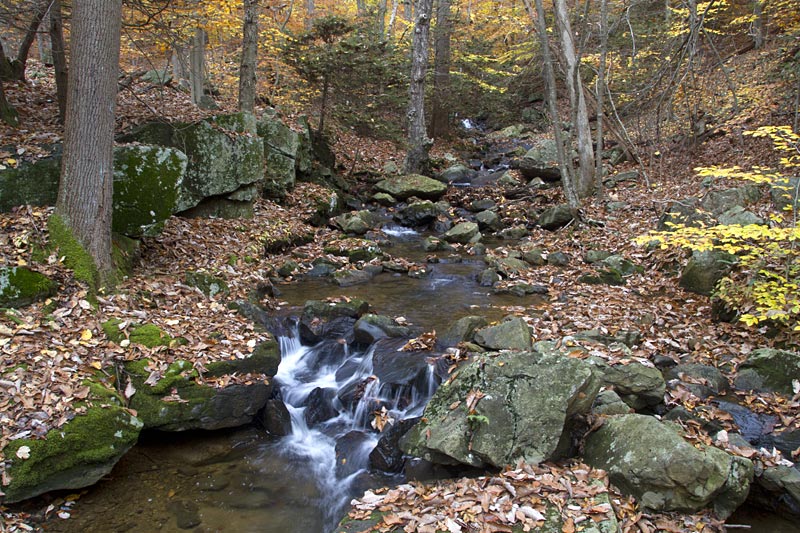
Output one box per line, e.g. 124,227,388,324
1,51,799,532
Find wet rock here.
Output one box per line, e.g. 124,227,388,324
401,349,600,468
0,267,57,309
422,236,453,252
437,316,488,349
478,268,500,287
494,283,549,297
583,414,753,518
474,316,532,351
338,376,379,411
710,401,777,447
168,500,201,529
305,387,339,426
735,348,800,394
374,174,447,201
332,269,374,287
680,249,736,296
442,222,481,244
306,260,338,278
260,398,293,437
538,204,574,230
664,363,729,399
302,299,369,321
396,200,440,226
353,314,412,345
372,338,432,386
752,465,800,516
587,358,665,410
492,257,528,277
369,417,420,473
335,430,375,478
299,315,357,345
440,164,475,184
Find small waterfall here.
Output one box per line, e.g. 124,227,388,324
272,323,440,532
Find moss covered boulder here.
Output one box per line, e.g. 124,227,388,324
121,113,265,213
584,414,753,518
0,267,57,308
258,110,299,198
112,145,187,238
184,271,229,298
102,318,176,348
735,348,800,394
124,340,280,431
374,174,447,201
401,349,600,468
0,153,60,211
1,405,143,503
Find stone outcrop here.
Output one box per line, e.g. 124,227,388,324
374,174,447,201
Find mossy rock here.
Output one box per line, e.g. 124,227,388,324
736,348,800,394
101,319,175,348
374,174,447,201
302,299,369,320
0,267,57,308
204,339,281,377
112,145,187,238
1,405,143,503
184,271,229,298
125,357,272,431
257,112,299,199
0,153,61,212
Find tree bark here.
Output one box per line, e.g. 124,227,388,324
430,0,452,138
752,0,766,49
238,0,259,113
377,0,388,37
524,0,580,210
553,0,595,197
387,0,400,38
305,0,315,29
189,27,206,106
594,0,608,195
404,0,413,20
356,0,367,15
55,0,122,287
9,0,50,81
405,0,434,175
50,0,68,123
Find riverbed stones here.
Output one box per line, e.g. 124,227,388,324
752,465,800,515
0,266,57,308
442,221,481,244
353,314,412,345
369,418,421,473
371,337,432,386
700,184,761,216
302,299,369,321
1,403,143,503
734,348,800,394
587,358,665,410
583,414,753,518
473,316,532,351
396,200,440,226
664,363,729,398
437,315,488,349
401,349,600,468
374,174,447,201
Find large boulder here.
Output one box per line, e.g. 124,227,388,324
442,222,481,244
374,174,447,201
0,151,61,211
735,348,800,394
583,414,753,518
700,184,761,216
514,139,562,181
401,349,600,468
770,177,800,212
1,402,142,503
538,204,574,230
0,267,57,308
121,113,264,214
680,249,736,296
473,316,532,351
587,358,665,410
257,110,299,198
112,145,187,237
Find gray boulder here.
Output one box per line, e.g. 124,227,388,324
353,314,412,345
680,249,736,296
474,316,532,351
587,358,665,410
717,205,765,226
665,363,729,398
401,350,600,467
439,164,474,184
515,139,562,181
538,204,574,230
396,200,440,226
657,199,713,231
583,414,753,518
257,110,299,198
753,465,800,515
701,184,761,216
437,316,488,349
735,348,800,394
770,177,800,212
475,210,501,231
374,174,447,201
0,152,60,211
0,267,57,308
442,222,481,244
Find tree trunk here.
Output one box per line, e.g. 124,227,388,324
189,27,206,106
388,0,400,38
524,0,580,210
404,0,413,20
430,0,452,139
10,0,50,80
594,0,608,195
0,39,12,81
50,0,68,123
404,0,434,175
356,0,367,15
752,0,766,49
0,78,19,126
305,0,315,29
54,0,122,287
377,0,388,37
553,0,595,197
238,0,259,113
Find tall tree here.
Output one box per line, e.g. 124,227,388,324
305,0,315,29
2,0,49,81
239,0,259,113
52,0,122,287
0,76,18,126
49,0,68,123
189,27,207,106
405,0,433,174
430,0,452,138
553,0,595,197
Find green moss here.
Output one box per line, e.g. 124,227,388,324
184,271,229,298
101,319,176,349
2,406,142,502
205,340,281,378
47,213,100,289
0,266,57,308
112,233,140,280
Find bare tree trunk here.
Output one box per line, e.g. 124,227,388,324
388,0,400,38
54,0,122,287
0,78,19,126
305,0,315,29
405,0,434,175
0,38,13,80
594,0,608,195
50,0,68,123
9,0,50,81
404,0,413,20
524,0,581,210
377,0,388,37
752,0,766,49
430,0,452,138
553,0,595,197
190,27,206,106
356,0,367,15
238,0,259,113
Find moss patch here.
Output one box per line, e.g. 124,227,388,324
0,267,57,308
101,319,177,349
47,213,100,289
205,339,281,377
